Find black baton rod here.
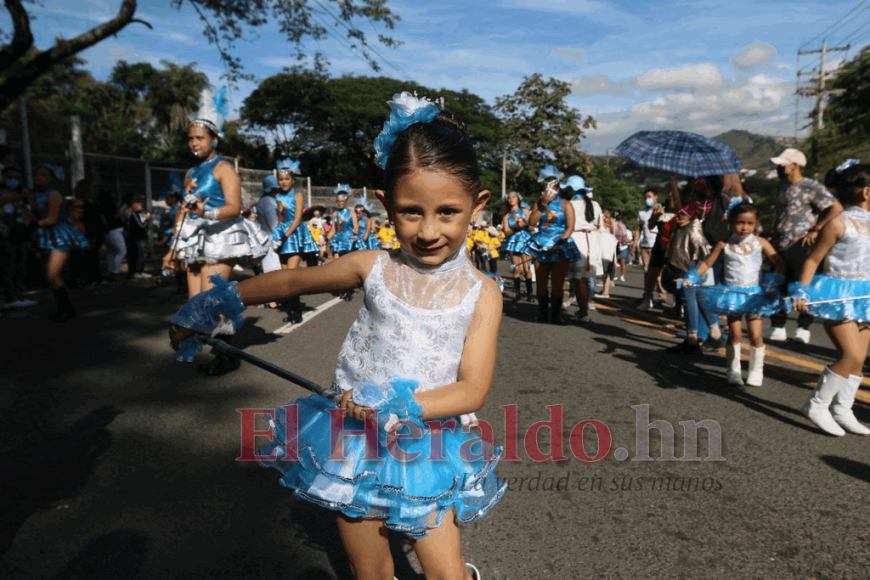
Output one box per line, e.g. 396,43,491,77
199,335,342,405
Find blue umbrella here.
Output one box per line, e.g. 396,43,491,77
613,130,742,176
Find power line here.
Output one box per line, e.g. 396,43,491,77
838,18,870,47
800,0,869,49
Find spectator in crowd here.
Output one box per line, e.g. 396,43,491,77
125,195,150,279
1,165,37,308
74,179,105,286
99,189,127,281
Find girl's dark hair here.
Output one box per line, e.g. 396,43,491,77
701,174,724,198
383,110,480,198
828,164,870,204
728,202,759,223
73,179,91,199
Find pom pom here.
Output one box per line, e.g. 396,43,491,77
684,269,703,286
170,275,246,362
374,92,440,169
175,336,203,363
537,164,564,183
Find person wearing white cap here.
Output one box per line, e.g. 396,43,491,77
564,175,602,323
767,148,843,343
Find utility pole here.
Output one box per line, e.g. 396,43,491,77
797,39,850,130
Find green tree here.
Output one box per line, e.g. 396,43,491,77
494,74,596,195
242,74,503,187
1,0,401,113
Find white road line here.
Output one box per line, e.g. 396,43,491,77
273,297,344,334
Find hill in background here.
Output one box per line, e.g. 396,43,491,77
711,130,791,169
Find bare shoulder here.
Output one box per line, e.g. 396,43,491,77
470,270,503,311
757,237,776,252
213,159,237,176
343,249,386,279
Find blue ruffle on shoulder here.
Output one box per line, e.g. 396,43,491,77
525,233,581,263
36,223,89,252
802,274,870,323
503,231,531,254
697,284,784,317
259,394,507,538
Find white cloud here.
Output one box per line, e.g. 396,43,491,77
731,41,778,71
636,63,724,91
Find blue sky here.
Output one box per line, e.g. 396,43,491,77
6,0,870,153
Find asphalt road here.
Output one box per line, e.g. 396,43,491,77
2,263,869,579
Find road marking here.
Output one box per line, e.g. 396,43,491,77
274,297,344,335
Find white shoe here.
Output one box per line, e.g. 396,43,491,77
562,296,576,308
618,275,626,282
7,298,38,308
726,343,743,385
576,315,591,323
832,375,870,435
801,368,847,436
637,297,653,311
466,563,481,580
588,303,597,311
793,327,811,344
745,346,765,387
766,327,787,341
598,294,611,299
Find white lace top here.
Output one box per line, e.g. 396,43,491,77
723,234,763,287
333,249,483,393
824,206,870,280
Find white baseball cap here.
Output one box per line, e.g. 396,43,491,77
770,148,807,167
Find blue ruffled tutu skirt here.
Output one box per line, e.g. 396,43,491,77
36,223,89,252
274,222,318,256
525,233,581,263
330,233,354,254
803,274,870,323
352,234,380,251
260,395,507,538
698,284,784,317
503,231,531,254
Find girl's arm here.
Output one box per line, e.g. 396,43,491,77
798,216,844,286
37,191,62,227
282,191,305,237
694,241,726,276
561,200,575,242
351,211,360,236
529,204,543,228
364,217,372,239
502,213,515,237
195,161,241,220
413,278,503,419
758,237,786,275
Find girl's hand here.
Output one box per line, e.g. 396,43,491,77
162,254,176,272
169,324,193,351
793,298,808,313
340,390,373,422
192,198,210,218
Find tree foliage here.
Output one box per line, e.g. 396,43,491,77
494,74,596,195
1,0,400,113
242,74,504,188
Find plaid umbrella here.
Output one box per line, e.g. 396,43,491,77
613,130,742,176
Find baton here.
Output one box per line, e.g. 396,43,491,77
199,335,343,406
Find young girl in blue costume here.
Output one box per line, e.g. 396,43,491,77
501,191,533,302
526,165,581,324
792,161,870,437
170,92,505,579
162,88,272,375
326,184,358,300
272,158,318,324
352,203,381,251
684,203,785,387
33,163,89,322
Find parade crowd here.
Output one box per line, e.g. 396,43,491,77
3,86,870,580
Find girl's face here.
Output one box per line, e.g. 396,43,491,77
336,195,347,209
508,192,520,207
380,170,489,266
132,201,144,213
731,212,757,239
355,208,364,218
188,126,215,159
277,172,294,191
34,167,53,188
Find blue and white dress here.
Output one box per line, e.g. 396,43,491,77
330,207,355,254
698,234,781,316
273,189,318,256
802,206,870,322
259,249,506,538
503,208,531,254
33,189,89,252
175,155,272,265
352,215,380,251
525,199,581,263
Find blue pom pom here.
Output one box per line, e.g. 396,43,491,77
175,336,203,363
684,269,703,286
170,275,246,362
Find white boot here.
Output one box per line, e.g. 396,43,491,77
726,343,743,385
831,375,870,435
466,563,481,580
745,346,765,387
801,368,847,436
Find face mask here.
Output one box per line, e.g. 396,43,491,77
5,178,19,189
645,198,655,208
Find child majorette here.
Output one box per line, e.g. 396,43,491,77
686,202,785,386
501,191,533,301
352,203,381,250
792,161,870,436
272,157,318,324
170,92,505,579
327,184,357,300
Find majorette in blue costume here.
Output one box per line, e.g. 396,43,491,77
329,183,355,255
174,88,272,266
525,164,581,262
502,206,532,253
351,202,381,251
272,157,318,256
33,164,89,253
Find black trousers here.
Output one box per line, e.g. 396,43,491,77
770,242,814,330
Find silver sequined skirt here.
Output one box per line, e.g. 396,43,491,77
176,216,272,265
